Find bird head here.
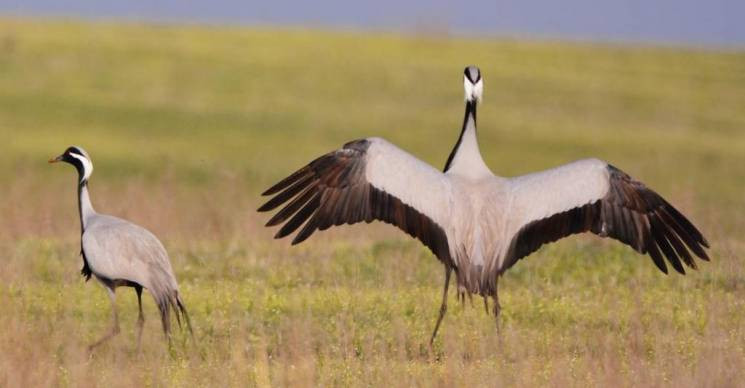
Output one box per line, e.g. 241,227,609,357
463,65,483,103
49,146,93,183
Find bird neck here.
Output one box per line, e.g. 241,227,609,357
77,181,96,232
444,100,492,178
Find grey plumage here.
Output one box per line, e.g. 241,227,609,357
259,66,710,343
50,146,192,350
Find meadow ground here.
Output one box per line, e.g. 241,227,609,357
0,19,744,387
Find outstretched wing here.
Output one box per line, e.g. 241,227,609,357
258,137,454,264
500,158,709,274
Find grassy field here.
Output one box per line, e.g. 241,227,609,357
1,18,744,387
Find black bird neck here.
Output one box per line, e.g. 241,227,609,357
443,100,477,172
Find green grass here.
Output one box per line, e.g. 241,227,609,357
0,18,744,387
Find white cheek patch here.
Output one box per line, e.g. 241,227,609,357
464,77,474,101
473,79,483,101
69,153,93,182
463,77,484,102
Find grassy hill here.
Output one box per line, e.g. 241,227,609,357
1,18,743,386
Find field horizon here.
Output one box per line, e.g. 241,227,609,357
1,18,744,387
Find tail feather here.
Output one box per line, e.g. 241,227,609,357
176,294,194,339
153,287,194,342
172,295,182,329
155,292,172,338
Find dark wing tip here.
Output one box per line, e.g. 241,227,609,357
700,236,711,249
291,233,310,245
647,240,669,274
606,164,712,274
261,167,314,197
262,182,288,196
260,142,371,244
273,228,290,239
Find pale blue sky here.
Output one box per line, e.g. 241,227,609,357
2,0,744,47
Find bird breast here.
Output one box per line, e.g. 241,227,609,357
447,176,509,270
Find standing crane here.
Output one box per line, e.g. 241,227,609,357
50,146,192,350
258,66,710,343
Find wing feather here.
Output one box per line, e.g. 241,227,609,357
501,160,709,274
259,138,454,265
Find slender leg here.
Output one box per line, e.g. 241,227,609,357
483,296,489,314
430,267,452,345
135,286,145,352
89,286,120,351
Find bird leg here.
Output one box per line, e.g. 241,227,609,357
483,296,489,314
429,267,452,345
89,287,120,351
135,286,145,352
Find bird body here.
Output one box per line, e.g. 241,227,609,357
82,214,180,305
260,66,710,342
50,146,191,349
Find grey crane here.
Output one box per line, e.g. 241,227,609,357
50,146,192,350
258,66,710,343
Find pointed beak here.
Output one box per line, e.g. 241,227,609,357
48,155,63,164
